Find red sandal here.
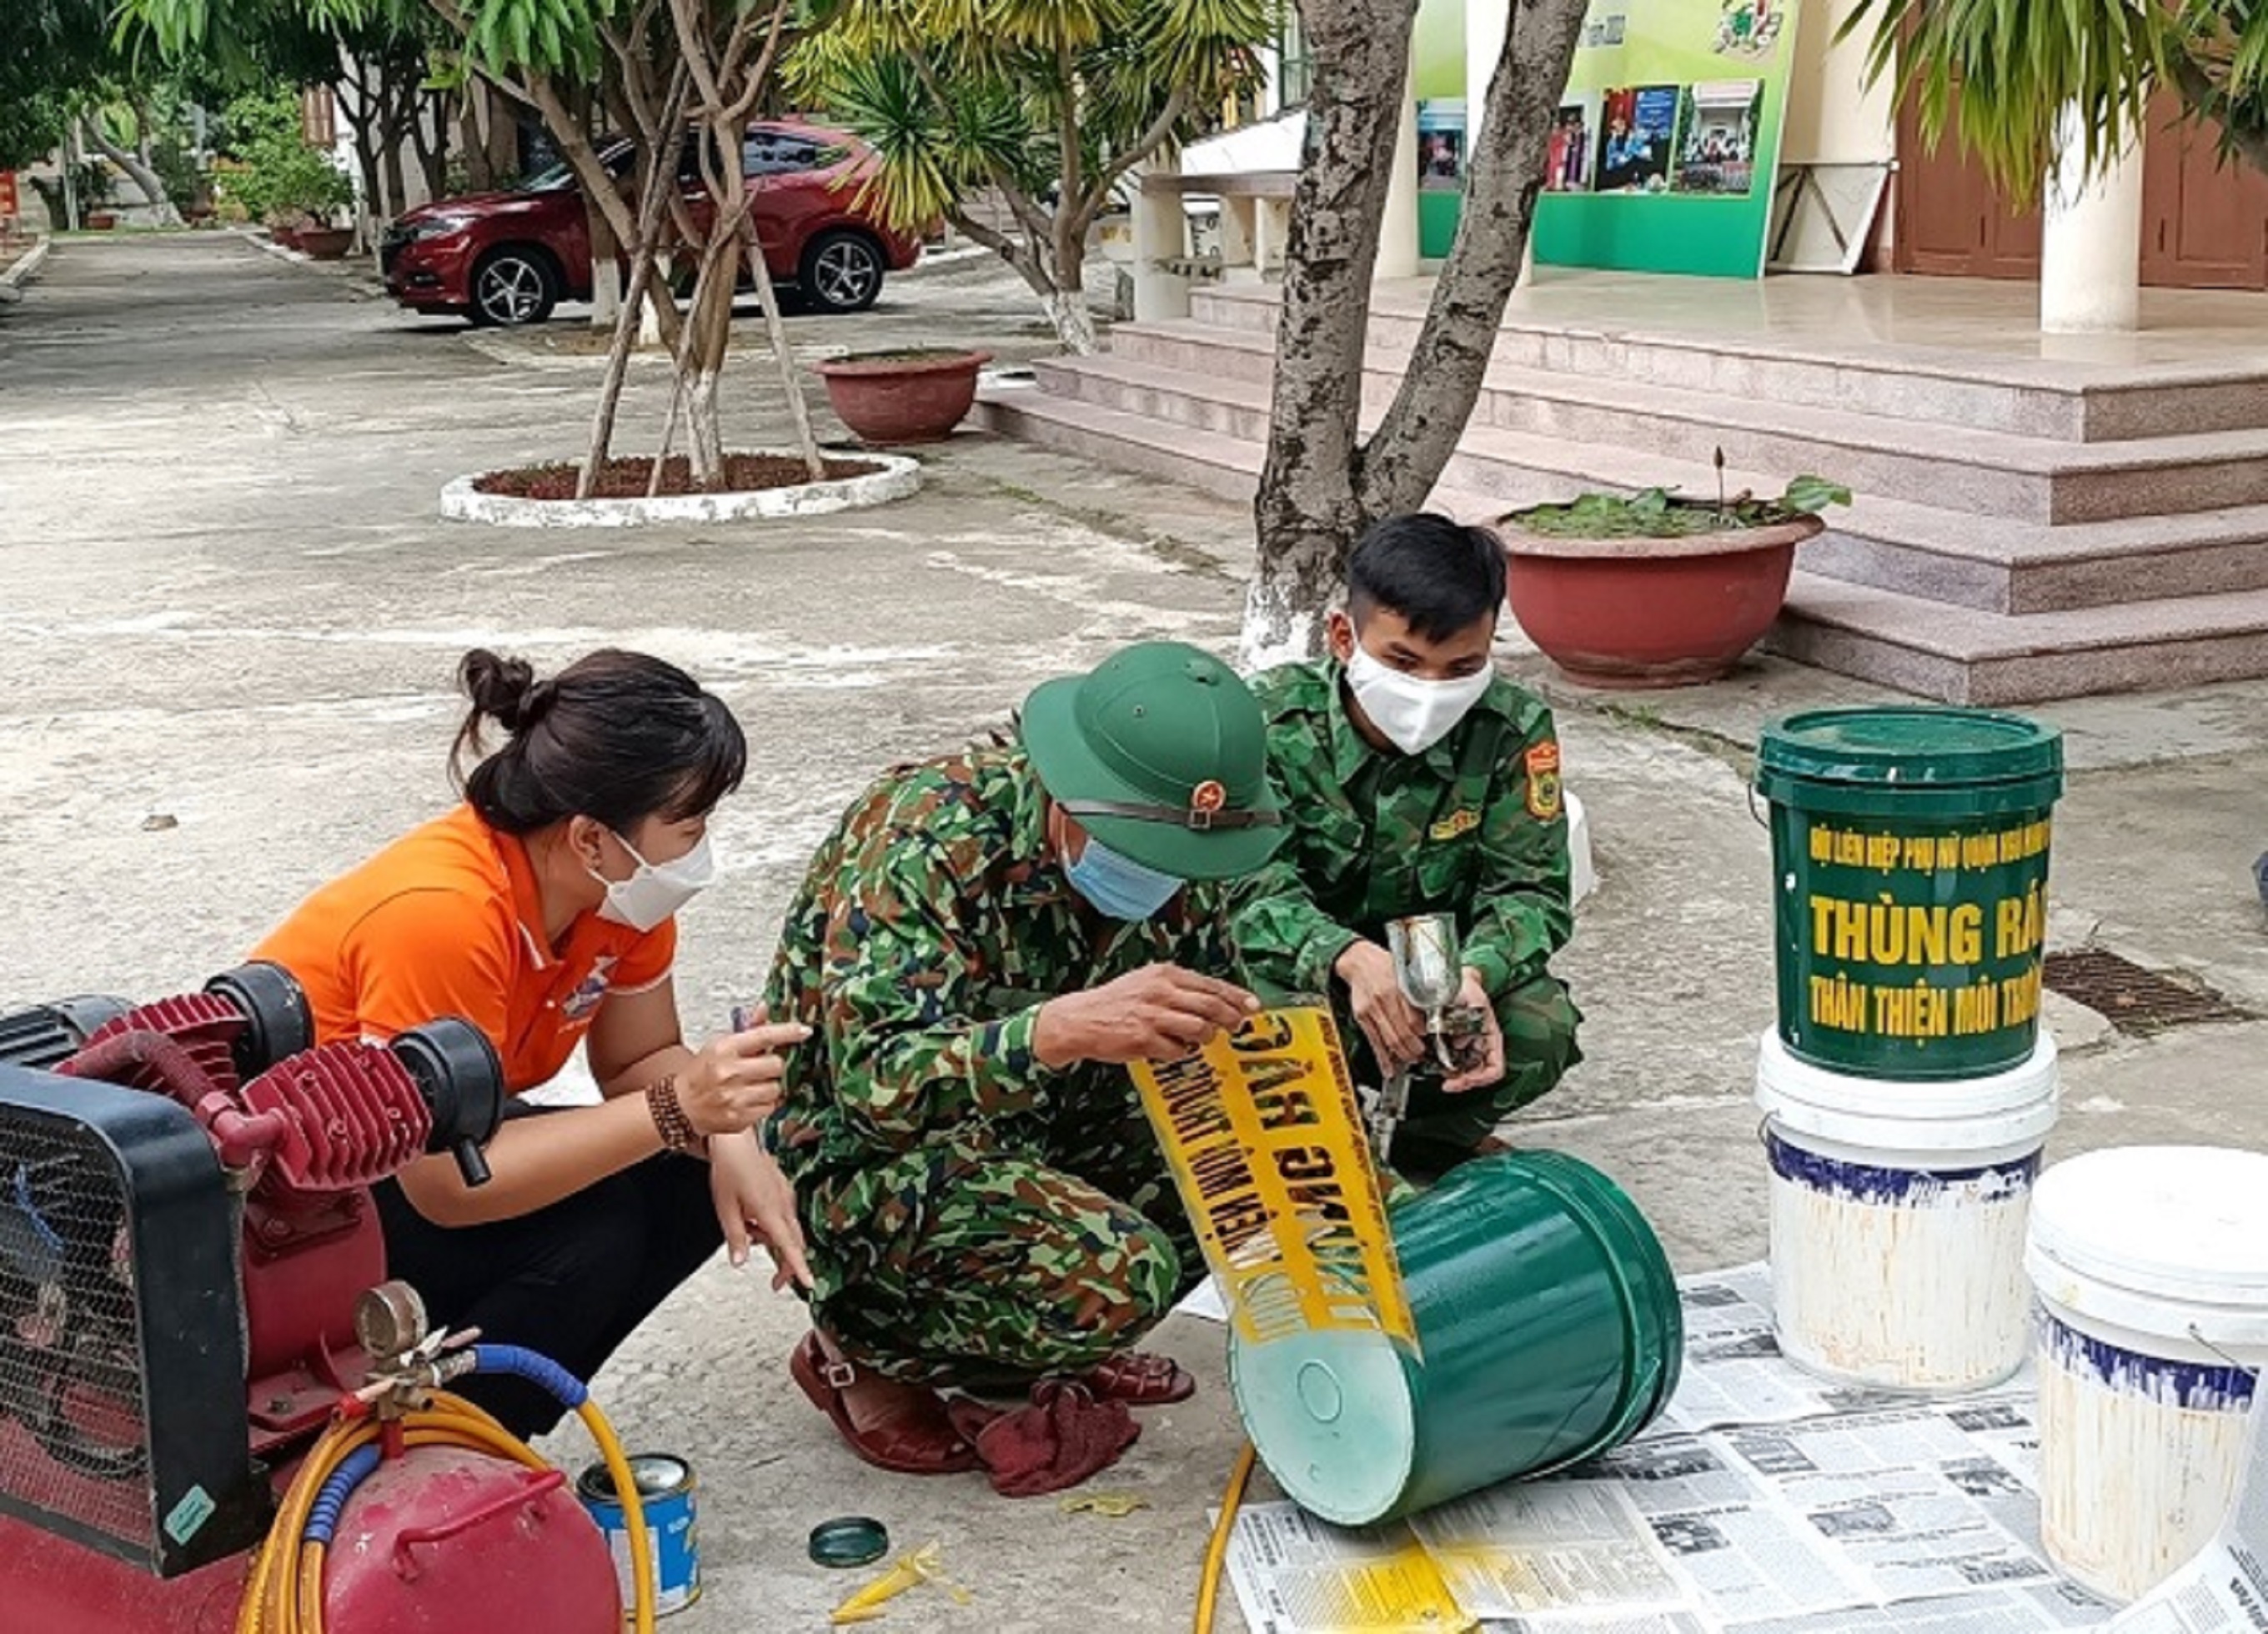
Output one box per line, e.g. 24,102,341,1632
1076,1349,1196,1406
790,1331,981,1475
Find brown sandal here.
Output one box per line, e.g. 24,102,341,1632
1077,1350,1196,1406
790,1331,980,1475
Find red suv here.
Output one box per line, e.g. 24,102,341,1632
380,120,923,327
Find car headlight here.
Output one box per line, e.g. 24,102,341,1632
402,213,477,243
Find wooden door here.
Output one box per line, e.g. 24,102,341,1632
2140,92,2268,289
1893,88,2043,278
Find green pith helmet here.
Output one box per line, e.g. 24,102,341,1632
1022,641,1284,881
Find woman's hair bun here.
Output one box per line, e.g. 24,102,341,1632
459,649,540,734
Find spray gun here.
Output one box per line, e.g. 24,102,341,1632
1366,913,1466,1161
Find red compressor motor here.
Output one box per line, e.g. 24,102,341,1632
0,966,629,1634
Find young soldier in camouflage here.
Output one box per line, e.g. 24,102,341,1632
1232,513,1581,1179
763,641,1286,1476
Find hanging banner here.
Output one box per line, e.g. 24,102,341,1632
1131,1007,1417,1354
1533,0,1803,278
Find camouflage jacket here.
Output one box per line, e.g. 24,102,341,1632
762,745,1237,1185
1228,659,1572,1002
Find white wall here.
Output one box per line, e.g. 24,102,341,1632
1780,0,1896,164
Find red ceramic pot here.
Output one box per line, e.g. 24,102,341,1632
1498,514,1823,689
814,349,991,445
298,226,354,260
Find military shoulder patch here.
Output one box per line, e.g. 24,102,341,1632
1428,808,1482,842
1524,740,1563,821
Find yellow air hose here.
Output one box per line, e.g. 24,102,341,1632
238,1360,656,1634
1193,1441,1257,1634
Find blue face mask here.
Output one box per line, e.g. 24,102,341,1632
1064,835,1185,921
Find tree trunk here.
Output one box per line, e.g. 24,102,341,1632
82,118,178,224
744,237,828,480
1245,0,1411,668
1043,288,1099,355
1245,0,1588,667
1357,0,1588,514
459,92,496,192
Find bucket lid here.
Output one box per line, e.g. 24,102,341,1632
1227,1315,1415,1526
1756,1030,2060,1152
1757,707,2063,789
2030,1146,2268,1317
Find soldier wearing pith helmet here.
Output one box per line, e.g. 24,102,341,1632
763,640,1283,1478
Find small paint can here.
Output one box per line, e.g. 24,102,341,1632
578,1454,700,1618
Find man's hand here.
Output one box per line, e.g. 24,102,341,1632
678,1002,811,1137
1441,968,1506,1095
708,1130,812,1291
1033,964,1260,1067
1334,940,1427,1075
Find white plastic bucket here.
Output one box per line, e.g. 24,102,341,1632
1756,1030,2059,1392
2027,1145,2268,1604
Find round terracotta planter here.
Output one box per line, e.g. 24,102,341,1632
814,349,991,445
85,212,118,231
298,226,354,260
269,224,302,250
1498,514,1824,689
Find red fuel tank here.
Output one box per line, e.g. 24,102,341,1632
319,1445,623,1634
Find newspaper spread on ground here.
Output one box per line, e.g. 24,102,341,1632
1220,1262,2259,1634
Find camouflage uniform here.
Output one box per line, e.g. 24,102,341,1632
763,746,1232,1384
1229,660,1582,1170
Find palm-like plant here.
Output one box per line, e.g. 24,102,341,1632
1843,0,2268,195
790,0,1277,353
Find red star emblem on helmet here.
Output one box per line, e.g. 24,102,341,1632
1190,779,1227,815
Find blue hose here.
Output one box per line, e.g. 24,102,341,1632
303,1444,384,1546
469,1343,590,1410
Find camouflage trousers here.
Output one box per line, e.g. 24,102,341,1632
804,1079,1199,1386
1346,970,1583,1177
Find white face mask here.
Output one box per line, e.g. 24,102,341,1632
1344,644,1493,756
591,830,715,932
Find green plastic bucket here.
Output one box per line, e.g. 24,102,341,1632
1227,1150,1683,1526
1755,706,2064,1081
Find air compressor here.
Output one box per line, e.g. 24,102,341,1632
0,965,654,1634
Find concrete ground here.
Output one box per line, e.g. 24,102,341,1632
3,234,2266,1631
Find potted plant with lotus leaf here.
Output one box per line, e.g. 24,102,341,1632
1495,456,1851,688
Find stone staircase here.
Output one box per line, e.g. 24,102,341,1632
976,281,2268,703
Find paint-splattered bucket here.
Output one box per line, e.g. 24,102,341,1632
1755,707,2063,1080
2028,1146,2268,1603
578,1454,700,1618
1227,1150,1682,1526
1758,1030,2059,1392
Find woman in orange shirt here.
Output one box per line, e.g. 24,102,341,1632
253,647,810,1436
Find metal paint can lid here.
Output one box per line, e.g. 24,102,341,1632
577,1454,694,1505
808,1516,890,1569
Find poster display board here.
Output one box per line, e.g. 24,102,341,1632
1533,0,1803,278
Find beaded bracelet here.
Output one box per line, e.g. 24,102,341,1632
646,1075,703,1154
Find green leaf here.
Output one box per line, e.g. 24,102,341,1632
1779,475,1853,514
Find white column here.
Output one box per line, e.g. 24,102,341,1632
1132,170,1192,322
1467,0,1509,143
2040,103,2144,333
1377,93,1422,280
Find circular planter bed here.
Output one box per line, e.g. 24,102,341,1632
441,449,921,529
1498,484,1842,688
815,348,991,445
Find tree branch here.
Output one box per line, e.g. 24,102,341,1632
1357,0,1588,518
1081,85,1189,235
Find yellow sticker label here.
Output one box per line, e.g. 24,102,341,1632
1131,1007,1415,1353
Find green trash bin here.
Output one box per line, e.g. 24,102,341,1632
1227,1150,1683,1526
1755,706,2064,1082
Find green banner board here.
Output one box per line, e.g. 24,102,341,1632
1413,0,1467,259
1531,0,1801,278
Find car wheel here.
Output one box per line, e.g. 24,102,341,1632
469,248,558,328
799,230,884,313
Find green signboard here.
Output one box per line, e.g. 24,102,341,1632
1412,0,1468,259
1532,0,1800,278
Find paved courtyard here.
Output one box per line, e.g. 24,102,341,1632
3,234,2266,1631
